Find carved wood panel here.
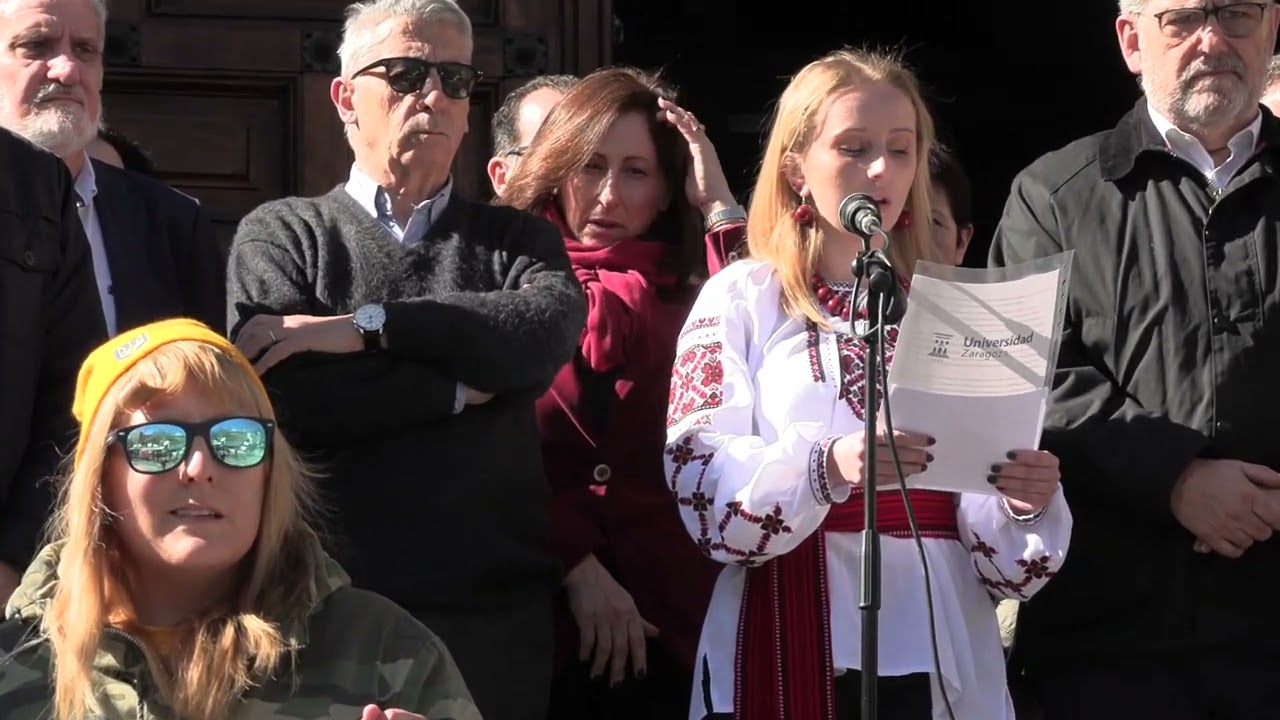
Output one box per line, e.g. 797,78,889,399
100,0,613,248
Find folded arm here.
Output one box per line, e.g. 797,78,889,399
226,206,463,447
382,212,585,395
989,172,1207,521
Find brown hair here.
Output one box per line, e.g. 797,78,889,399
499,66,705,281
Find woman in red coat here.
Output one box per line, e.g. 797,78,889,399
499,66,742,719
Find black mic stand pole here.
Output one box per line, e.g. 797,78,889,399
852,232,897,720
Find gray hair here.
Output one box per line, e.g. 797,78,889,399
490,74,578,156
337,0,473,76
1267,54,1280,91
1117,0,1145,13
0,0,107,40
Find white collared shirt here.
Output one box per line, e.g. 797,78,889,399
1147,103,1261,191
343,165,453,245
75,154,116,335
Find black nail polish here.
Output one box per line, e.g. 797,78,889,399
1006,451,1017,460
637,670,647,680
927,436,937,446
991,463,1002,474
986,474,998,485
926,453,935,463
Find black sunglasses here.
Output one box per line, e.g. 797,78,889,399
352,56,482,100
107,416,275,475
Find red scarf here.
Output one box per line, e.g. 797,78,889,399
735,280,961,720
545,203,675,373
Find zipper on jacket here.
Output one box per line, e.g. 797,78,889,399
103,626,152,719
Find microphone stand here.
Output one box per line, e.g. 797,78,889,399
852,233,899,720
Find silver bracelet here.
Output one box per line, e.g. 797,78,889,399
705,204,747,230
1000,498,1048,525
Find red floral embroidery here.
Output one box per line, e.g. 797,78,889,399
666,436,718,555
667,339,725,429
835,325,899,421
969,530,1057,600
678,316,721,341
665,436,794,566
804,319,900,421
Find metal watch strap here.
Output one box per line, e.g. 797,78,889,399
705,204,747,230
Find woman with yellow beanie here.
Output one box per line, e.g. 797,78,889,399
0,319,479,720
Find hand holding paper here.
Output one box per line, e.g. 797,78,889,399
828,430,935,490
883,253,1073,497
989,449,1061,513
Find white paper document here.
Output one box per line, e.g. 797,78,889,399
884,255,1072,496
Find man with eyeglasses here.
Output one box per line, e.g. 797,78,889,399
485,74,577,197
990,1,1280,718
225,2,585,719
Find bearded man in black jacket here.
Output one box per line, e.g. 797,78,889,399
225,2,584,719
990,2,1280,718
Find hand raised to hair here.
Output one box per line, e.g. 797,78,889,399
656,97,736,217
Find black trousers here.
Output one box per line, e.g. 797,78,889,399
1027,651,1280,720
417,595,553,720
704,671,932,720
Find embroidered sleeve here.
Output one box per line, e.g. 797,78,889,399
665,263,838,567
956,489,1072,601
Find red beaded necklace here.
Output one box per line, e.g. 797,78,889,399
811,273,855,320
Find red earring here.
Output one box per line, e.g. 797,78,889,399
793,196,815,226
896,210,912,229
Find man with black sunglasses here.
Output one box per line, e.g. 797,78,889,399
226,1,585,719
991,1,1280,718
0,128,107,606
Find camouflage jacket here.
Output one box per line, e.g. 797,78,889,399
0,541,481,720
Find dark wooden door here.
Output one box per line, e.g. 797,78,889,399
101,0,614,249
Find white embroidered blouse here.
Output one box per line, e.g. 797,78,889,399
664,260,1073,720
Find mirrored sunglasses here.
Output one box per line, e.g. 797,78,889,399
108,416,274,474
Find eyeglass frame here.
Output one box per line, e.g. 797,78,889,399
106,416,276,475
350,56,483,100
1147,2,1271,39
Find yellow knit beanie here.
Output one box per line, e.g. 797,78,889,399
72,318,265,466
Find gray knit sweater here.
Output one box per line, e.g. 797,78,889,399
227,186,584,612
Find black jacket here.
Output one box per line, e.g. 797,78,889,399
991,99,1280,666
91,160,226,334
0,130,107,571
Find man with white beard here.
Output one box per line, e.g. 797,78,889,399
0,0,224,335
990,2,1280,718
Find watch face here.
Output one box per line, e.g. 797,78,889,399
355,304,385,331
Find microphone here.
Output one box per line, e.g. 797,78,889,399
838,193,883,240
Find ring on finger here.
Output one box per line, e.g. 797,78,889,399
268,330,278,343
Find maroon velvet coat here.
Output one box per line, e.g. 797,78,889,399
537,224,743,677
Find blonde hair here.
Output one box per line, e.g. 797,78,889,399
747,48,942,326
43,340,323,720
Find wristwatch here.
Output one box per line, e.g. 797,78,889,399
353,303,386,352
